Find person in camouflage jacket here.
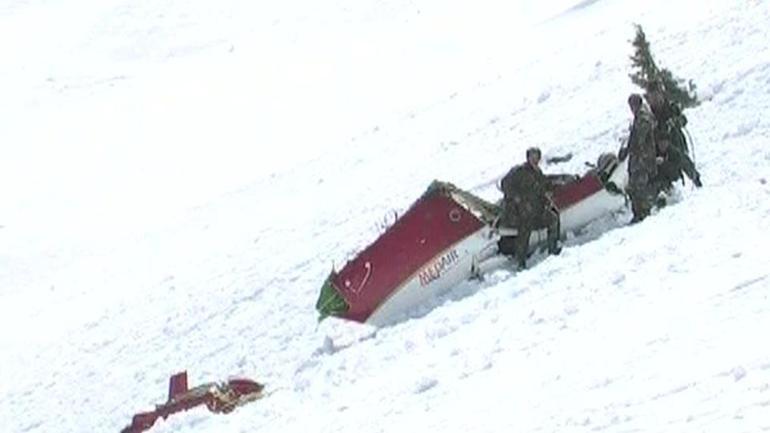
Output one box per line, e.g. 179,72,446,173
645,89,702,191
499,147,561,269
623,93,658,223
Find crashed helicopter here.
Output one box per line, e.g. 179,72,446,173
315,152,628,326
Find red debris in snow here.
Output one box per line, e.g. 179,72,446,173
121,371,264,433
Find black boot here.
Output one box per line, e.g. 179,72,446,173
547,233,562,255
516,257,527,271
629,207,649,224
693,174,703,188
629,200,650,225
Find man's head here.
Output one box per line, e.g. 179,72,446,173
526,146,542,167
628,93,643,114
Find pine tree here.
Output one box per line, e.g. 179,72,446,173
629,24,656,90
629,24,698,108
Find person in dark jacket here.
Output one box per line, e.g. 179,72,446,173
499,147,561,269
645,89,702,191
622,93,658,224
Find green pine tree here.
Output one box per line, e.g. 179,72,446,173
629,24,698,108
629,24,656,90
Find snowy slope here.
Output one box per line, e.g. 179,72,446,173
1,0,769,432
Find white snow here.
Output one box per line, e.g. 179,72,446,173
1,0,769,432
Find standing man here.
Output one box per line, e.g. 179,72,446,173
645,89,702,191
499,147,561,269
623,93,658,224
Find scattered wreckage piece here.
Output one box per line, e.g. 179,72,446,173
121,371,264,433
545,152,574,165
315,152,627,326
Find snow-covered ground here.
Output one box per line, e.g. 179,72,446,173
1,0,769,432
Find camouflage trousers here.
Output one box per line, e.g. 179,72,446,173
499,200,560,268
628,170,655,222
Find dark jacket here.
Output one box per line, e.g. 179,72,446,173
501,162,554,220
651,99,687,130
651,100,688,154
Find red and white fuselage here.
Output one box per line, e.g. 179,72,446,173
317,157,628,326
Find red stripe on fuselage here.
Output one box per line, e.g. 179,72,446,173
333,193,483,322
552,174,604,210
